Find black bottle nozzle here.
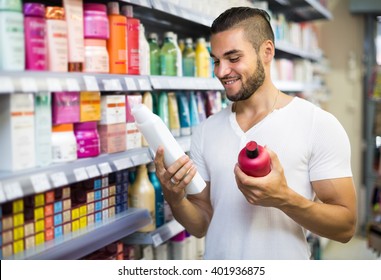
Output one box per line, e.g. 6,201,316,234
245,141,259,159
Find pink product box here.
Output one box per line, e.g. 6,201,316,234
98,123,126,154
52,92,80,124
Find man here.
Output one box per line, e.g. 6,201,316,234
154,7,357,259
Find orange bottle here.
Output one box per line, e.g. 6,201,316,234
106,2,127,74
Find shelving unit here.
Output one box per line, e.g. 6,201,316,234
7,208,151,260
0,0,332,260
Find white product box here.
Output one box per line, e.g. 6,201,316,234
100,95,126,124
0,94,36,171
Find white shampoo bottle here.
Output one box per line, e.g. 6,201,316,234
132,103,205,195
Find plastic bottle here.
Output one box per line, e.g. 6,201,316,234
23,3,47,71
139,23,150,75
84,39,109,73
188,91,200,132
177,92,191,136
160,32,177,76
238,141,271,177
148,32,160,75
121,5,140,75
170,32,182,77
195,37,210,78
182,37,195,77
157,92,169,128
147,163,165,228
129,164,156,232
168,92,180,137
106,2,127,74
132,103,206,195
0,0,24,71
45,6,68,72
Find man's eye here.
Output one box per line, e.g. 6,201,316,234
230,57,239,63
213,60,220,65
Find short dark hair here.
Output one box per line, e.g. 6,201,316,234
211,7,275,52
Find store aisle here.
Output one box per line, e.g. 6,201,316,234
321,235,381,260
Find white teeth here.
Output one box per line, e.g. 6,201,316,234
224,80,236,85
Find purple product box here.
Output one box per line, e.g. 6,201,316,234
52,92,80,124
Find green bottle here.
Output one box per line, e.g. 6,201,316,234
148,32,160,75
160,32,177,76
182,38,195,77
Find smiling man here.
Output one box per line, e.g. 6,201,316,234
154,7,357,259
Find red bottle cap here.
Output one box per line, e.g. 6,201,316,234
245,141,259,159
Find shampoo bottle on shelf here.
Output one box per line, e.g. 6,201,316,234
131,103,206,195
139,23,150,75
147,162,165,228
129,164,156,232
0,0,24,71
24,2,47,71
238,141,271,177
45,6,68,72
195,37,210,78
160,31,177,76
148,32,160,75
63,0,84,72
182,37,195,77
106,1,127,74
121,4,140,75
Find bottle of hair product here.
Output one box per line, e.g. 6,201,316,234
130,164,156,232
238,141,271,177
0,0,24,71
182,37,195,77
157,91,169,128
160,31,177,76
24,2,47,71
83,3,109,40
177,92,191,136
63,0,84,72
132,104,206,195
147,163,165,228
74,121,100,158
195,37,210,78
45,6,68,72
167,92,180,137
170,32,182,77
188,91,200,132
148,32,160,75
106,2,127,74
121,5,140,75
139,23,150,75
142,91,153,147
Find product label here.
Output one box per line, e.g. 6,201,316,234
46,20,68,72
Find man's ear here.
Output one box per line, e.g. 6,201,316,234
261,40,275,63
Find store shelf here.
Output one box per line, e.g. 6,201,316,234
268,0,332,22
6,208,151,260
149,76,223,91
0,135,192,203
276,41,323,61
0,71,224,93
123,219,184,247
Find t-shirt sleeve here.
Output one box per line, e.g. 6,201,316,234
190,122,210,182
309,109,353,181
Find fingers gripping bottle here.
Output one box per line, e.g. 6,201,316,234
238,141,271,177
132,104,206,195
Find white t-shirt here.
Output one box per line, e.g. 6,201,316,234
190,97,352,259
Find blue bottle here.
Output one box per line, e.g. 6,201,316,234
147,163,165,228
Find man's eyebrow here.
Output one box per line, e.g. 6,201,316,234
210,49,242,59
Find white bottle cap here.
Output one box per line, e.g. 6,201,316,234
131,103,151,124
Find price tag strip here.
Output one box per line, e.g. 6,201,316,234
124,77,138,91
0,77,15,93
66,78,81,91
31,173,51,193
50,172,69,188
98,162,112,175
86,165,100,178
152,233,163,247
46,78,63,92
113,158,133,171
102,79,123,91
83,75,100,91
21,77,38,92
73,167,89,182
3,181,23,200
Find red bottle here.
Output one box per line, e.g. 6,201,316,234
238,141,271,177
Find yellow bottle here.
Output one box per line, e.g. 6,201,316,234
130,164,156,232
195,37,210,78
142,91,153,147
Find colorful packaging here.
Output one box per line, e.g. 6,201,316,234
80,91,101,122
98,123,126,154
52,91,80,124
74,121,100,158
